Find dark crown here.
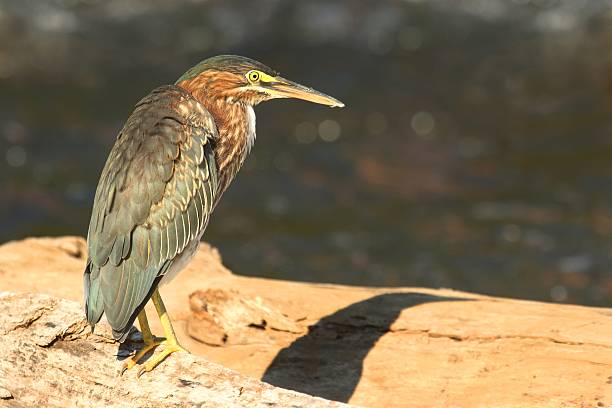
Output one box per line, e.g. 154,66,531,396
176,55,278,84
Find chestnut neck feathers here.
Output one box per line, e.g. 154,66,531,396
176,72,256,197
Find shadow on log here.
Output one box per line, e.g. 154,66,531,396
262,293,469,402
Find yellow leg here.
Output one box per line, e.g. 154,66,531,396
120,309,164,375
136,288,188,377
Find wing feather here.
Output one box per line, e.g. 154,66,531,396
83,85,219,341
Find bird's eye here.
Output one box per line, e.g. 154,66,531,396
247,71,260,83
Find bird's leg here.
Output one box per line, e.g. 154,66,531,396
120,309,164,375
136,288,188,377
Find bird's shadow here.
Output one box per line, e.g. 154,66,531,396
115,330,157,363
261,292,471,402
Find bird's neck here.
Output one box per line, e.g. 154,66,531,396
185,86,256,195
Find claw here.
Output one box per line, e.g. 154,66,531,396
136,343,187,377
119,289,187,377
120,336,165,376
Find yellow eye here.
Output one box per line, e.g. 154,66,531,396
247,70,260,83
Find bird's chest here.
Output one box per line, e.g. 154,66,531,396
214,105,256,195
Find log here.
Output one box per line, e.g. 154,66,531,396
0,291,349,408
0,236,611,407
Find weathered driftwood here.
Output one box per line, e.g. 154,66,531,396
0,292,348,408
1,237,611,407
187,289,303,346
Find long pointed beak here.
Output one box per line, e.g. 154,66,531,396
266,77,345,108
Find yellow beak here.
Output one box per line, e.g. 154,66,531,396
266,77,345,108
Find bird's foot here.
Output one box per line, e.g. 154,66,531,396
136,342,188,377
120,336,165,375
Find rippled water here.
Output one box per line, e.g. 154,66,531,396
1,0,611,306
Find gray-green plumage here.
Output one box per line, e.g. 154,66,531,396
84,85,218,341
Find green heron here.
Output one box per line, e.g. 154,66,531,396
83,55,344,376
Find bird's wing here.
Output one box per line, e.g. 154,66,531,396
84,85,219,340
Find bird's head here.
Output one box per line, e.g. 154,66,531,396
176,55,344,108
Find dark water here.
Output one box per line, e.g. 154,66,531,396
1,0,611,306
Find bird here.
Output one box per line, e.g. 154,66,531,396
83,55,344,376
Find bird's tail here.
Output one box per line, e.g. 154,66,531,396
83,262,104,327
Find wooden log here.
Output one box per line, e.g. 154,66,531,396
0,236,610,407
0,291,348,408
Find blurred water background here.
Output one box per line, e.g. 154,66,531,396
1,0,611,306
